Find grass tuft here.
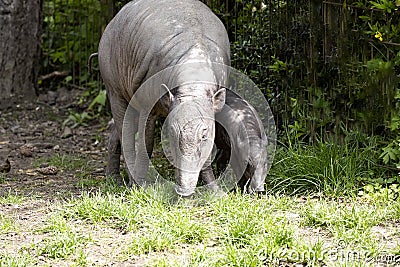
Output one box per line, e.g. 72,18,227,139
0,191,26,205
0,214,19,234
36,231,90,259
125,231,176,255
268,140,386,196
0,252,35,267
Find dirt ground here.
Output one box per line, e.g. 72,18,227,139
0,88,109,199
0,88,137,265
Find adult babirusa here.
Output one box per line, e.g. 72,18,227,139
98,0,230,196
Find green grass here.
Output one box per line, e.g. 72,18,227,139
36,231,90,259
0,252,35,267
1,185,399,266
124,231,176,255
76,177,104,188
0,191,26,205
61,189,400,265
34,153,92,175
1,140,400,266
268,139,388,196
33,215,91,261
0,214,19,234
34,153,104,188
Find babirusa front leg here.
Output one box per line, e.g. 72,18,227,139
132,113,155,187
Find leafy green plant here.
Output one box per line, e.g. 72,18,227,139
369,0,398,13
88,89,107,113
268,55,288,72
61,88,108,129
380,139,400,165
358,183,399,202
41,0,111,128
41,0,106,84
380,91,400,176
63,110,93,128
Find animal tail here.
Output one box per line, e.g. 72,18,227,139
87,52,99,76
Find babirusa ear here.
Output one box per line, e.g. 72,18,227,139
161,84,174,103
213,87,226,112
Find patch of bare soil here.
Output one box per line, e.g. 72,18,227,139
0,88,109,200
0,88,119,265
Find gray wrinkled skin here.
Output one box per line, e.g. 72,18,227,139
212,90,269,193
98,0,230,196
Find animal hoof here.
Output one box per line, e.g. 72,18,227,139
256,190,266,197
175,185,195,198
205,181,220,191
127,179,137,188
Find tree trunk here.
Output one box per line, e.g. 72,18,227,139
0,0,42,109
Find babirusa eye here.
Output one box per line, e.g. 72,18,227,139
201,128,208,141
